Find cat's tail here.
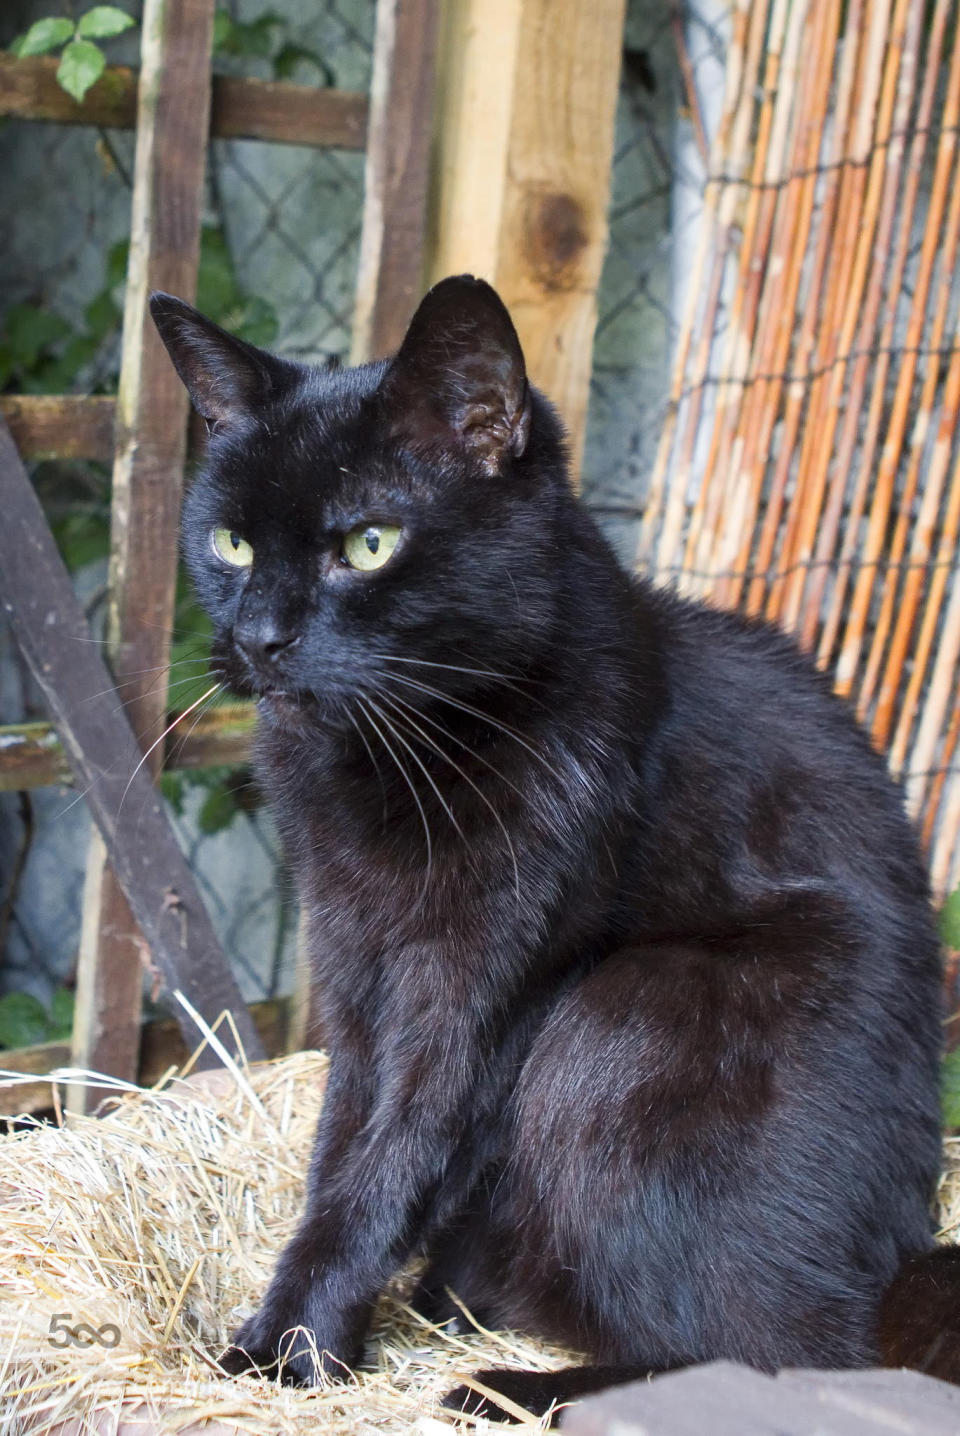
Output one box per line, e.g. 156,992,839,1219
878,1245,960,1383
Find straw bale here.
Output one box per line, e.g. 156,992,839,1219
0,1053,568,1434
4,1051,959,1433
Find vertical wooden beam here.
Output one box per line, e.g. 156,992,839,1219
428,0,626,475
351,0,441,362
72,0,216,1105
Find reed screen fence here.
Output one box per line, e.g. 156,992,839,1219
626,0,960,898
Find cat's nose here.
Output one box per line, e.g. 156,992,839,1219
233,614,299,667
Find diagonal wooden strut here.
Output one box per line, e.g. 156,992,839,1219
0,415,264,1066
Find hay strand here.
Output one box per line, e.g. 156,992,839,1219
0,1055,570,1434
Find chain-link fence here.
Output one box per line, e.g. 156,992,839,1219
585,0,727,559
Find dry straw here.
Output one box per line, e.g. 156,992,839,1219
638,0,960,898
0,1053,570,1435
4,1049,960,1435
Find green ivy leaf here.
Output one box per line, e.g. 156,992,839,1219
196,226,240,319
106,237,130,290
941,887,960,950
17,17,76,57
944,1046,960,1128
214,10,282,58
212,11,234,50
23,332,100,393
272,43,333,85
48,988,75,1042
57,37,107,102
0,992,51,1048
197,780,239,835
2,304,72,368
52,510,111,572
233,295,279,348
84,289,121,342
76,6,136,40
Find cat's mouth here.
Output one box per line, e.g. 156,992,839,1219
256,687,321,728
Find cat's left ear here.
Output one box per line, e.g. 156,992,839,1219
379,275,532,475
149,293,294,432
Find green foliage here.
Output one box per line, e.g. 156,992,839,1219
1,227,275,399
160,765,238,829
14,16,75,55
196,227,278,346
212,7,333,85
57,37,107,103
197,777,241,834
0,987,75,1049
11,7,135,103
943,1045,960,1129
941,886,960,950
0,304,70,389
51,508,111,572
76,6,136,40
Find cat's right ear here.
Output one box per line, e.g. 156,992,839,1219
378,275,532,476
149,293,290,432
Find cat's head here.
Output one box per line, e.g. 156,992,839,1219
151,275,571,731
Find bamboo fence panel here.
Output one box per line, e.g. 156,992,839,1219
636,0,960,899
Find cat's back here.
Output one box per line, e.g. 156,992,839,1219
622,577,933,916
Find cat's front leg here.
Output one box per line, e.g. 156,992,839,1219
219,1046,376,1385
221,968,501,1386
219,1224,372,1383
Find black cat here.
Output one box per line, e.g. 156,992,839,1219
151,276,954,1421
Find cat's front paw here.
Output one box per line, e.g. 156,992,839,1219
218,1306,359,1387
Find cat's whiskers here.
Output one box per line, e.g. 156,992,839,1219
117,681,223,816
165,669,229,766
371,653,538,704
365,697,468,849
54,671,226,822
78,652,213,707
373,683,526,801
345,709,389,828
375,690,521,902
374,671,551,769
356,697,434,894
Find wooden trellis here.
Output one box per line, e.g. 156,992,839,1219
0,0,441,1109
0,0,627,1112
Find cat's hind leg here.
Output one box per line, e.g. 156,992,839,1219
443,1363,673,1424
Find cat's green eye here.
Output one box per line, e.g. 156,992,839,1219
212,527,253,568
342,523,401,572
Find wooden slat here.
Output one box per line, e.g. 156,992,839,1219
0,705,256,792
213,73,367,149
0,395,115,462
72,0,217,1106
0,998,289,1118
0,721,73,790
0,52,368,149
351,0,439,361
0,397,211,464
428,0,626,476
0,415,264,1067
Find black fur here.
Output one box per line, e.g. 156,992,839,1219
151,277,946,1419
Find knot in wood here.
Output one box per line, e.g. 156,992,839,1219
525,191,588,291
